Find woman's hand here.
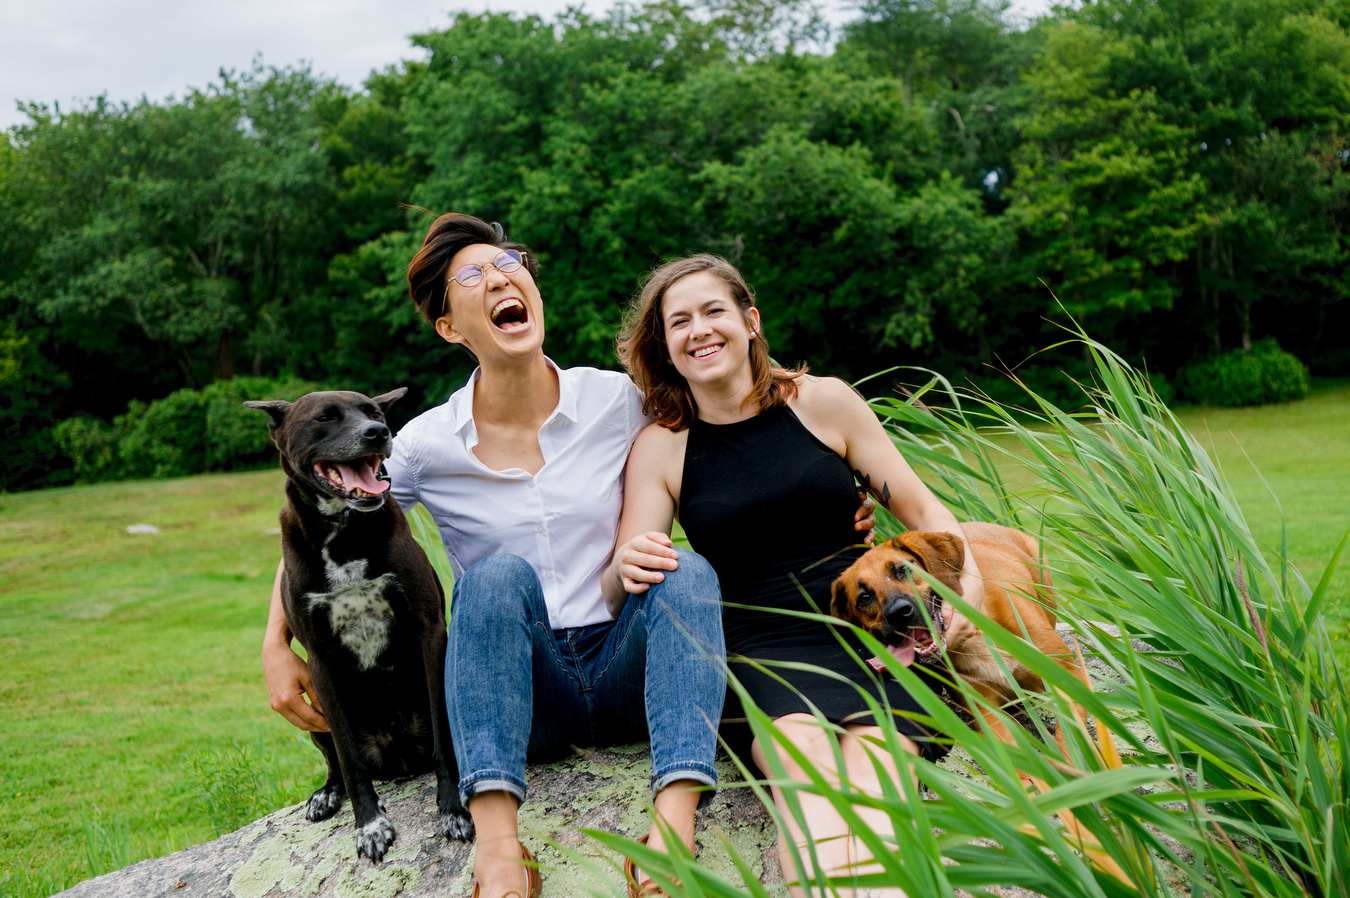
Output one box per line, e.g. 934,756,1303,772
614,531,679,595
263,638,328,732
853,490,877,546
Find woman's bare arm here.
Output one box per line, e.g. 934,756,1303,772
261,561,329,732
796,378,986,633
601,425,683,616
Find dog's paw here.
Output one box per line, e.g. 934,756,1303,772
356,815,397,862
439,807,475,842
305,785,344,822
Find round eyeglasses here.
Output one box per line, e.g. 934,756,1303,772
448,250,527,289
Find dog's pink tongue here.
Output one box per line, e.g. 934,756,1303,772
889,637,917,667
334,462,389,495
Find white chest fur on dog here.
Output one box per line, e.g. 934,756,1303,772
305,547,398,670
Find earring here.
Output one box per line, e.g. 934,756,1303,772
750,331,757,338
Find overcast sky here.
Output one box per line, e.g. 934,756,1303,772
2,0,1053,131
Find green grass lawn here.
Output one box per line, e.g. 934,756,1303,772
1172,380,1350,636
0,470,316,896
1,381,1346,897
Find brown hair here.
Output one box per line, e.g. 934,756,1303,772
616,254,805,431
406,212,538,324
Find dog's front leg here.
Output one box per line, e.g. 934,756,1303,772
307,654,397,862
305,731,347,821
421,617,474,841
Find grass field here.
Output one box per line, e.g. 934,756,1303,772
1171,381,1350,635
1,380,1346,897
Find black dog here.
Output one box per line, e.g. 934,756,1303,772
246,388,473,861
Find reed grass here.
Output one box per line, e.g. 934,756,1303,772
588,339,1347,897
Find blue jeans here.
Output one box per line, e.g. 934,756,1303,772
445,550,725,805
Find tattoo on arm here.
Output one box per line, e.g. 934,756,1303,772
854,469,891,506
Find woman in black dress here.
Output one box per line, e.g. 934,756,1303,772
604,255,987,897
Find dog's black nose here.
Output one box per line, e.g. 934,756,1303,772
362,422,391,442
884,596,917,630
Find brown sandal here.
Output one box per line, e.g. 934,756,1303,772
471,840,542,898
624,834,670,898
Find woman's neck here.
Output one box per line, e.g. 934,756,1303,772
472,353,559,428
690,372,758,425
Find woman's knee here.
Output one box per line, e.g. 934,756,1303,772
450,554,543,632
668,547,716,587
649,549,721,618
839,725,917,793
753,714,839,780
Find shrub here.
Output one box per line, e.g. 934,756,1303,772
117,389,207,479
1177,339,1311,406
203,375,316,469
52,403,147,483
52,416,123,483
52,375,318,482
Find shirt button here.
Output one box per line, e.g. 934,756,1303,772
528,481,537,490
544,571,554,579
536,525,544,533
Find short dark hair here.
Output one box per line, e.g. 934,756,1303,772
406,212,538,323
616,254,804,431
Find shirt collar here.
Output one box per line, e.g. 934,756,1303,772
447,356,575,437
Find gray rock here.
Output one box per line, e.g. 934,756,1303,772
51,629,1172,898
126,524,161,534
53,746,782,898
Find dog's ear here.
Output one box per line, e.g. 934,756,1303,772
370,388,409,413
907,532,965,597
244,400,292,433
830,578,850,621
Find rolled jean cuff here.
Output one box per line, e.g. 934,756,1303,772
459,772,527,807
651,762,718,809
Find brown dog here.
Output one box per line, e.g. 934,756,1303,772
832,523,1127,879
831,523,1076,721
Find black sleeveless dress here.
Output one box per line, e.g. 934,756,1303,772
679,404,946,764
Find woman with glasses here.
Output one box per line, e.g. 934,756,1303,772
261,214,873,898
611,254,986,897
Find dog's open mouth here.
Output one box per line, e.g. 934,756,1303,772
312,455,390,499
889,625,945,667
490,298,528,331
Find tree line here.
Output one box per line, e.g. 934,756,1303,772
3,0,1348,491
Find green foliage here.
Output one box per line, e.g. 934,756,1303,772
5,0,1350,486
52,415,124,483
203,375,318,469
52,375,316,483
1177,338,1313,406
190,740,296,835
1009,24,1208,330
0,331,71,491
117,389,208,480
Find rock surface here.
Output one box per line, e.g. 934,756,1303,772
54,622,1160,898
54,746,783,898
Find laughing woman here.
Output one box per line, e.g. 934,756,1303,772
264,214,730,898
609,255,986,897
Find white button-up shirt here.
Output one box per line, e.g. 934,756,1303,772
386,360,650,630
